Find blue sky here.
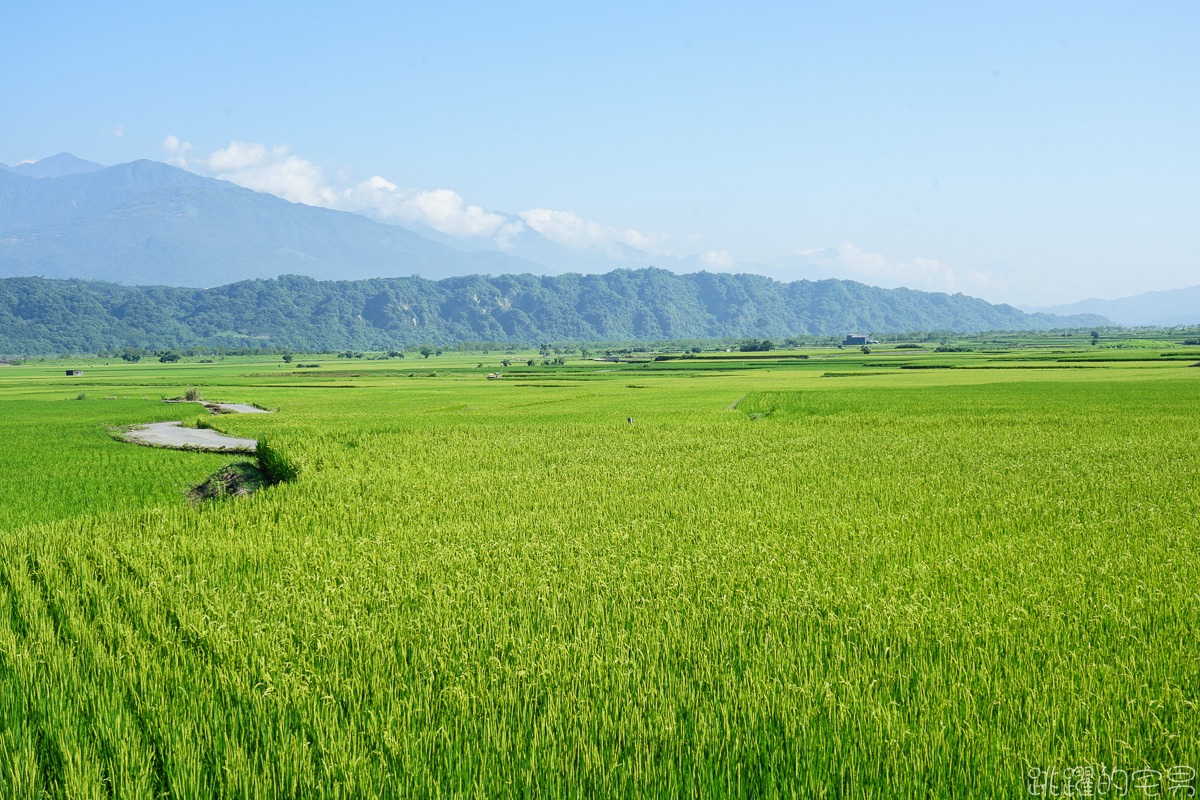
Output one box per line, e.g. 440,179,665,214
3,1,1196,305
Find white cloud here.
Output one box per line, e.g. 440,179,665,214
109,124,125,138
163,138,336,206
789,243,962,291
701,249,735,268
517,207,664,252
158,137,665,251
188,141,335,207
161,135,193,166
345,183,510,238
205,141,270,172
786,242,1017,299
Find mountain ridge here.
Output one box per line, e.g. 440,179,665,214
0,158,549,287
0,270,1110,355
2,152,106,178
1033,285,1200,327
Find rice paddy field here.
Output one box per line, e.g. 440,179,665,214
1,343,1198,797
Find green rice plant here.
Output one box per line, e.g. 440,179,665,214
0,351,1197,797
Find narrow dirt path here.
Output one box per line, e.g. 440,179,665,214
163,400,271,414
206,402,270,414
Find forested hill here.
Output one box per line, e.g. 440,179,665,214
0,270,1109,354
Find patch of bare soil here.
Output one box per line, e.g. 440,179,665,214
188,462,272,503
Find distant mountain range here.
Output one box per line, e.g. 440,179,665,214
0,152,105,179
0,154,836,288
0,157,543,287
0,153,1113,352
1033,286,1200,327
1,270,1109,355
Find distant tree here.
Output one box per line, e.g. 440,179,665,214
158,352,181,363
120,350,141,363
1090,330,1100,345
860,345,872,354
282,353,294,363
420,346,433,359
502,358,512,367
527,359,535,366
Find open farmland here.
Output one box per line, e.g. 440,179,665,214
1,345,1198,797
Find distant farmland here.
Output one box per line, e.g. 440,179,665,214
1,343,1197,797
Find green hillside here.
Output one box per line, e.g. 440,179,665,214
0,270,1109,354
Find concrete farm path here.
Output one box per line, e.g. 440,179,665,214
121,401,270,452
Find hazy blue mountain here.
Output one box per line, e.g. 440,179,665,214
0,159,549,287
5,153,106,178
0,270,1110,354
0,156,787,288
1035,285,1200,326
